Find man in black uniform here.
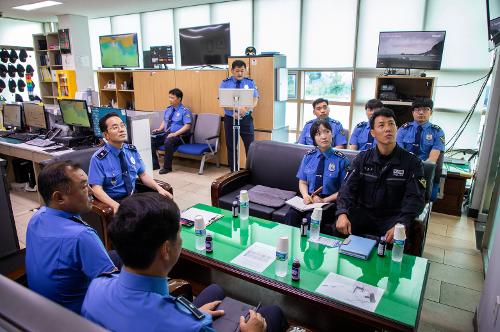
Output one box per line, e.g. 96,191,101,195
335,108,426,243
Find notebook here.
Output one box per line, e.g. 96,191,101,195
285,196,327,212
339,235,377,260
211,297,253,332
180,207,223,227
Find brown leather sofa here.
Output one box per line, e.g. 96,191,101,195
211,140,435,256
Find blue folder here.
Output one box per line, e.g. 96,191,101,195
339,235,377,260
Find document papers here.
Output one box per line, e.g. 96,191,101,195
285,196,327,212
180,207,223,227
231,242,276,273
316,273,383,312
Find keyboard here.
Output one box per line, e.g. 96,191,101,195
25,138,56,147
8,133,39,142
0,130,14,137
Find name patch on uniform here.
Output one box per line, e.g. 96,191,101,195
393,169,405,177
130,156,136,165
426,134,433,141
328,163,335,172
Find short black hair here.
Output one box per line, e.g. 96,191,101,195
412,97,433,110
369,107,396,129
169,88,183,101
309,118,332,146
109,192,180,270
98,112,120,134
38,160,81,204
231,60,246,69
312,98,329,109
365,99,384,110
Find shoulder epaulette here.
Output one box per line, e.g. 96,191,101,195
126,144,137,151
431,124,442,130
402,122,411,128
305,119,315,125
356,121,367,128
98,270,118,278
243,77,254,82
96,148,108,160
333,150,347,158
223,77,232,82
305,148,317,155
329,118,340,125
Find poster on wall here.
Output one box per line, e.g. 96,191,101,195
0,47,40,104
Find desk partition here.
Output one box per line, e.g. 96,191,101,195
180,204,429,331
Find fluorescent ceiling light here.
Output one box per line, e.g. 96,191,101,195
13,1,62,11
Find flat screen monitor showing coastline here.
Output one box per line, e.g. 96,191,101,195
23,103,47,129
91,107,128,138
179,23,230,66
99,33,139,68
3,104,22,128
376,31,446,70
58,99,91,128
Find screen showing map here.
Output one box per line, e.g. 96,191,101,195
3,104,22,128
99,33,139,68
58,99,91,128
23,103,47,129
91,107,128,138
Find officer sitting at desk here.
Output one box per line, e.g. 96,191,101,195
285,118,349,233
151,88,193,174
26,161,116,313
82,192,288,332
89,112,172,214
335,108,426,243
297,98,347,148
348,98,383,151
396,97,445,200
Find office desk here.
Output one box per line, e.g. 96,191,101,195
433,161,473,216
0,139,73,203
176,204,429,332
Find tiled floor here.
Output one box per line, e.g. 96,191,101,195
11,158,482,332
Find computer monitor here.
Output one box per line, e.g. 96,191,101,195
91,107,128,138
58,99,91,128
23,103,48,130
2,104,22,128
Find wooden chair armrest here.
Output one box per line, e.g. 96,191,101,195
91,199,113,217
211,170,251,207
155,179,173,195
168,278,193,300
134,178,173,195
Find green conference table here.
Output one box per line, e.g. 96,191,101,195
179,204,429,331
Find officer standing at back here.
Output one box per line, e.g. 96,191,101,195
89,112,172,214
349,99,383,151
220,60,259,172
297,98,347,148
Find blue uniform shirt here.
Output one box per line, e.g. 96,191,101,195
297,118,348,147
297,147,349,196
396,121,445,160
349,121,377,151
82,269,214,332
88,143,145,199
26,207,115,313
220,76,259,117
163,103,193,133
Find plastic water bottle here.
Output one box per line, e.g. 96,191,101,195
275,236,289,277
309,208,322,241
239,190,249,220
392,223,406,262
194,215,206,251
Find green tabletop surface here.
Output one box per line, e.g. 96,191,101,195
0,137,23,144
444,161,472,176
180,204,429,328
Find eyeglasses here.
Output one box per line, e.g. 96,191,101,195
314,105,329,111
413,107,431,113
107,123,126,131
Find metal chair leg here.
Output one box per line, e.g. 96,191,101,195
199,155,206,175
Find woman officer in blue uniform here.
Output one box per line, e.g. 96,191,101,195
284,118,349,234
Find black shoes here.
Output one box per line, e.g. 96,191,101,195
159,168,171,174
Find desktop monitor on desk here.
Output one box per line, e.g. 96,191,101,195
91,107,128,138
2,104,22,129
58,99,91,129
22,103,48,130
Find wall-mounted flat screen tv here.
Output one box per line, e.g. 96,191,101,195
99,33,139,68
487,0,500,51
376,31,446,70
179,23,230,66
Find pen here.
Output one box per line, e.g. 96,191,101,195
311,186,323,197
245,302,261,322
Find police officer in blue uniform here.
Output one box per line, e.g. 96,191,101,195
396,98,445,199
336,108,426,243
297,98,347,148
82,192,288,332
220,60,259,172
285,119,349,234
26,161,116,313
349,99,383,151
89,112,172,214
151,88,193,174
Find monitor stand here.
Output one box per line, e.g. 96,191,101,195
187,64,224,70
